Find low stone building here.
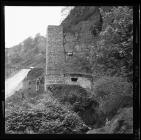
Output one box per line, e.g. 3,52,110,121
45,25,92,90
64,73,92,89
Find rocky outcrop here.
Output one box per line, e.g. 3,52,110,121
61,6,103,74
62,6,102,44
61,6,102,34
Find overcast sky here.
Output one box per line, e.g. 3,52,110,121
5,6,67,48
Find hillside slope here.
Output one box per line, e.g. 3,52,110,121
5,34,46,78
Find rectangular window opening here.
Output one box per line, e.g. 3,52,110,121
71,77,78,82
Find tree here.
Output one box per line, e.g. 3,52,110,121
91,6,133,81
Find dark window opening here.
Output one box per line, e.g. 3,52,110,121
71,77,78,82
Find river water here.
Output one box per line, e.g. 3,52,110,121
5,69,31,99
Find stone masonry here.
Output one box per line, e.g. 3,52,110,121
45,25,65,86
45,25,92,90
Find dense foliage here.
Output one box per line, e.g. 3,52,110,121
93,6,133,82
87,107,133,134
93,76,133,118
5,91,88,134
5,34,46,78
48,85,104,127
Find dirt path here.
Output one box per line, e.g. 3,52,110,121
5,69,31,99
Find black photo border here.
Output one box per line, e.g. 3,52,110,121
0,0,140,140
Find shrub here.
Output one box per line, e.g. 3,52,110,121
5,92,88,134
48,85,100,127
48,85,96,107
93,76,132,97
5,109,87,134
39,112,87,134
98,93,133,119
93,76,133,117
87,107,133,134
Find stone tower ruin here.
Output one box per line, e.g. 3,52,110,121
45,25,65,87
45,25,92,91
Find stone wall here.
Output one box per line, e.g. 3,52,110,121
45,25,92,90
45,25,65,86
65,76,92,89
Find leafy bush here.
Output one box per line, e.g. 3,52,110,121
93,76,133,97
48,85,101,127
48,85,94,105
87,107,133,134
39,112,87,134
99,94,132,119
50,85,98,110
5,92,88,134
93,6,133,81
93,76,133,118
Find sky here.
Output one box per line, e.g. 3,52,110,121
5,6,68,48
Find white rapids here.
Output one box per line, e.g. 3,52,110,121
5,69,31,99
